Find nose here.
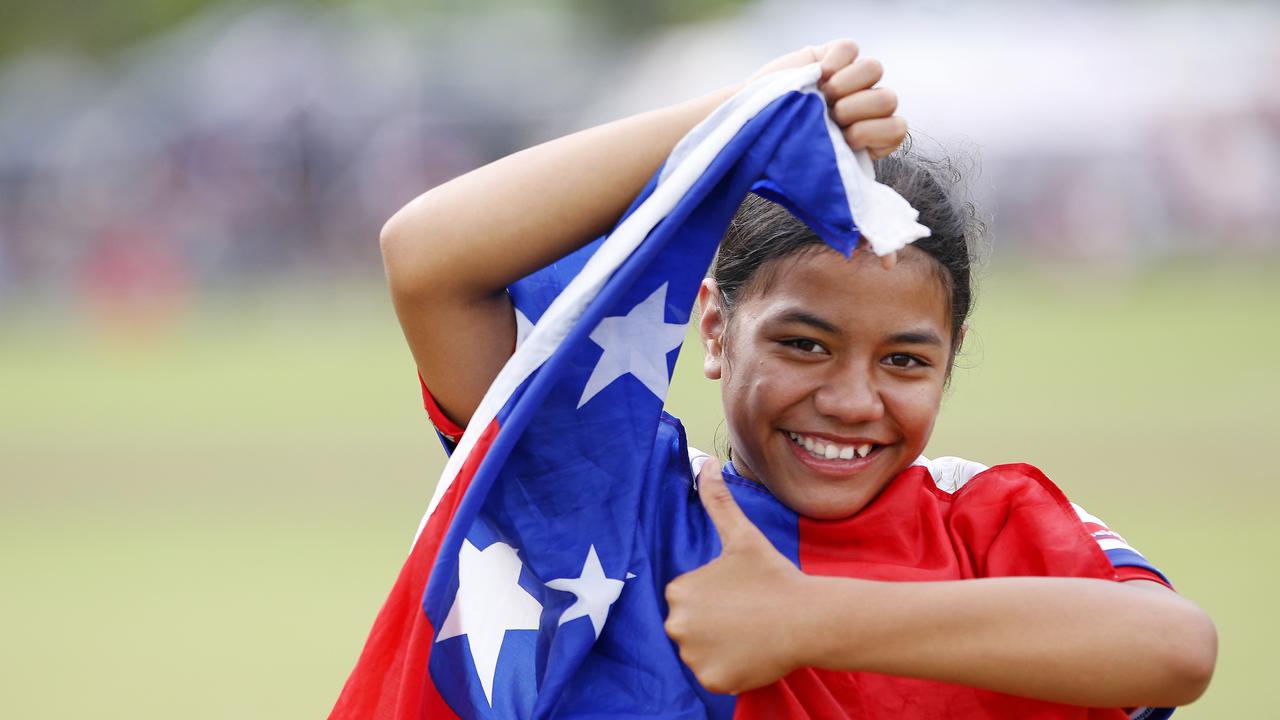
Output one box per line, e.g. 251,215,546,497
812,360,885,425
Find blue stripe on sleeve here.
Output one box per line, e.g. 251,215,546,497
1105,547,1172,587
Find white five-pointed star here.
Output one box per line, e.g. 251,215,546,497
436,539,543,707
578,283,686,408
544,545,626,638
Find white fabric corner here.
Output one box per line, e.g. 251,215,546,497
687,446,712,486
912,455,990,494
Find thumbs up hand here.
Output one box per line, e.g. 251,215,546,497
663,459,816,694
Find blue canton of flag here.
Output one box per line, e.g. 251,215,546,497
341,64,929,719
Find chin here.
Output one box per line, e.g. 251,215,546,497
765,444,904,520
785,491,873,521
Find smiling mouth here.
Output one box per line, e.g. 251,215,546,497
785,431,880,461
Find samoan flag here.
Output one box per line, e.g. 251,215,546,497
329,64,930,718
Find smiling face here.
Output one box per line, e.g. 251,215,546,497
699,245,953,520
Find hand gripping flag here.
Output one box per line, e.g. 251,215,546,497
330,64,927,718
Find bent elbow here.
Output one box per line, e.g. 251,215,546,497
378,211,403,257
378,202,417,275
379,193,443,299
1156,606,1218,706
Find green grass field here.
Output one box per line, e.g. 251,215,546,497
2,263,1276,718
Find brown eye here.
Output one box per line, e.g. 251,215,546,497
782,338,826,354
884,353,923,368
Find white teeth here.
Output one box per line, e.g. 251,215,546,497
788,432,874,462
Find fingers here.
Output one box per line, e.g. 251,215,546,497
817,39,859,83
855,244,898,270
821,57,884,102
697,461,763,549
843,116,908,159
746,41,831,84
830,86,897,127
755,39,907,160
817,51,906,158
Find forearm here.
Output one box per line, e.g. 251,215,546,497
796,575,1216,707
380,84,740,302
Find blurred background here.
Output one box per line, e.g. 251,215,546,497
1,0,1276,716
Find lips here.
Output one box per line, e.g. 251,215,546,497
782,430,885,476
786,431,874,460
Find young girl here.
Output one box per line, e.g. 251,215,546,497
358,40,1216,717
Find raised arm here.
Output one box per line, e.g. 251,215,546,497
379,40,906,428
665,465,1217,708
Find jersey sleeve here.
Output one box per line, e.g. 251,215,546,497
949,466,1177,720
419,373,466,452
1069,502,1173,589
920,456,1174,589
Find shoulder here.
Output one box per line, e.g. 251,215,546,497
917,454,1173,587
913,454,1066,502
918,454,1098,532
911,454,991,494
917,454,1073,521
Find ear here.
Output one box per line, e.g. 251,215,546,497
697,279,727,380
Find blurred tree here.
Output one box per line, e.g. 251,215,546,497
566,0,754,34
0,0,224,59
0,0,757,60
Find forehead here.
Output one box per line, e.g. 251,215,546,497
738,245,951,333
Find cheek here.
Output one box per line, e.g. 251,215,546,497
720,351,808,447
730,355,808,414
886,381,944,450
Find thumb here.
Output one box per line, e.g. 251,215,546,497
698,459,767,551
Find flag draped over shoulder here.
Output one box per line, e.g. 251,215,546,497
330,65,929,719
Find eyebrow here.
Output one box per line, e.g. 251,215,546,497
773,310,840,335
888,330,945,346
774,310,944,346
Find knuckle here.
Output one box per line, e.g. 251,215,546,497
708,484,733,505
878,87,898,113
665,578,685,603
861,57,884,80
700,671,730,695
844,124,868,148
830,95,856,123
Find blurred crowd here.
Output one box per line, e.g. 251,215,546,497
0,1,1276,321
0,4,607,320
